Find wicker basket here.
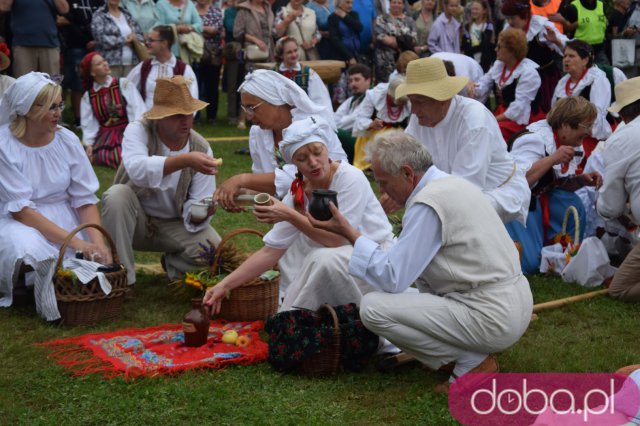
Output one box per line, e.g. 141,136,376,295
299,304,341,376
54,224,128,326
211,229,279,322
255,60,346,84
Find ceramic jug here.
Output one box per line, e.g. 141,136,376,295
308,189,339,221
183,298,209,347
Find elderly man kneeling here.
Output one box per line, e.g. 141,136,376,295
310,131,533,393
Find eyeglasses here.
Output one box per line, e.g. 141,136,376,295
37,102,65,113
240,100,265,118
146,38,164,44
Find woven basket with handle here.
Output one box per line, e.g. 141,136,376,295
561,205,581,245
54,224,128,326
299,304,341,376
211,228,279,322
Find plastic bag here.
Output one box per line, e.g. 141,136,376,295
561,237,616,287
539,243,568,274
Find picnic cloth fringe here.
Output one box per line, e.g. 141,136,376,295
36,320,267,380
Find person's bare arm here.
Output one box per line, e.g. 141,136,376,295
53,0,69,15
525,146,575,186
214,172,277,211
12,206,109,261
162,152,221,176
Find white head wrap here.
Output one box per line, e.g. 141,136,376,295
238,69,336,129
0,72,57,126
279,116,331,164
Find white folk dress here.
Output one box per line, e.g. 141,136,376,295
265,161,395,311
0,126,100,320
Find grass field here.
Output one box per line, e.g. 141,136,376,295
1,118,639,425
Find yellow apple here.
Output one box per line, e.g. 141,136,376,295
221,330,238,344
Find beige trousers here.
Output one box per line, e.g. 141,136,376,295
609,243,640,302
360,276,533,370
101,184,221,284
12,46,60,77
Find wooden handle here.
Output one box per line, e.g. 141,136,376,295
561,205,580,244
56,223,120,271
532,289,608,313
210,228,275,275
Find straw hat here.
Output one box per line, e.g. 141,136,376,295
144,75,208,120
394,57,468,101
608,76,640,114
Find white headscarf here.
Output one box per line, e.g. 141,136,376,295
238,69,336,129
0,72,57,126
279,116,331,164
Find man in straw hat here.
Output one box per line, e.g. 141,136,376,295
308,131,532,394
101,75,222,287
597,76,640,303
394,57,531,225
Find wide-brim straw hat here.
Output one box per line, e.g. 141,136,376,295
144,75,208,120
0,51,10,72
608,76,640,114
395,57,469,101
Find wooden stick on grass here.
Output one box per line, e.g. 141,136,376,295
532,289,609,313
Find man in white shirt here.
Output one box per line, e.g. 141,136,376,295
127,25,198,110
335,64,373,163
597,77,640,302
395,57,531,224
309,131,532,394
101,76,221,286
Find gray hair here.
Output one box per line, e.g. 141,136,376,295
364,131,432,175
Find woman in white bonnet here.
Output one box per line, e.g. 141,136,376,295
0,72,111,321
214,69,348,208
204,116,394,313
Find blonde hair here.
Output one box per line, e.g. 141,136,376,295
547,96,597,130
10,84,62,138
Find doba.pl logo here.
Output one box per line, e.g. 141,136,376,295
448,372,640,425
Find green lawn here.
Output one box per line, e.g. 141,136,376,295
1,120,639,425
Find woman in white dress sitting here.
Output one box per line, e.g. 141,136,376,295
467,27,545,143
505,96,600,273
204,116,394,314
0,72,111,321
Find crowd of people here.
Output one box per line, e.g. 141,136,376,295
1,0,640,396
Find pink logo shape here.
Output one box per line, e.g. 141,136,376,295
448,372,640,425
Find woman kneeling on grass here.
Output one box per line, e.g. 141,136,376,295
204,116,394,314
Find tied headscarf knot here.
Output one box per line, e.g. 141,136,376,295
290,172,305,210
